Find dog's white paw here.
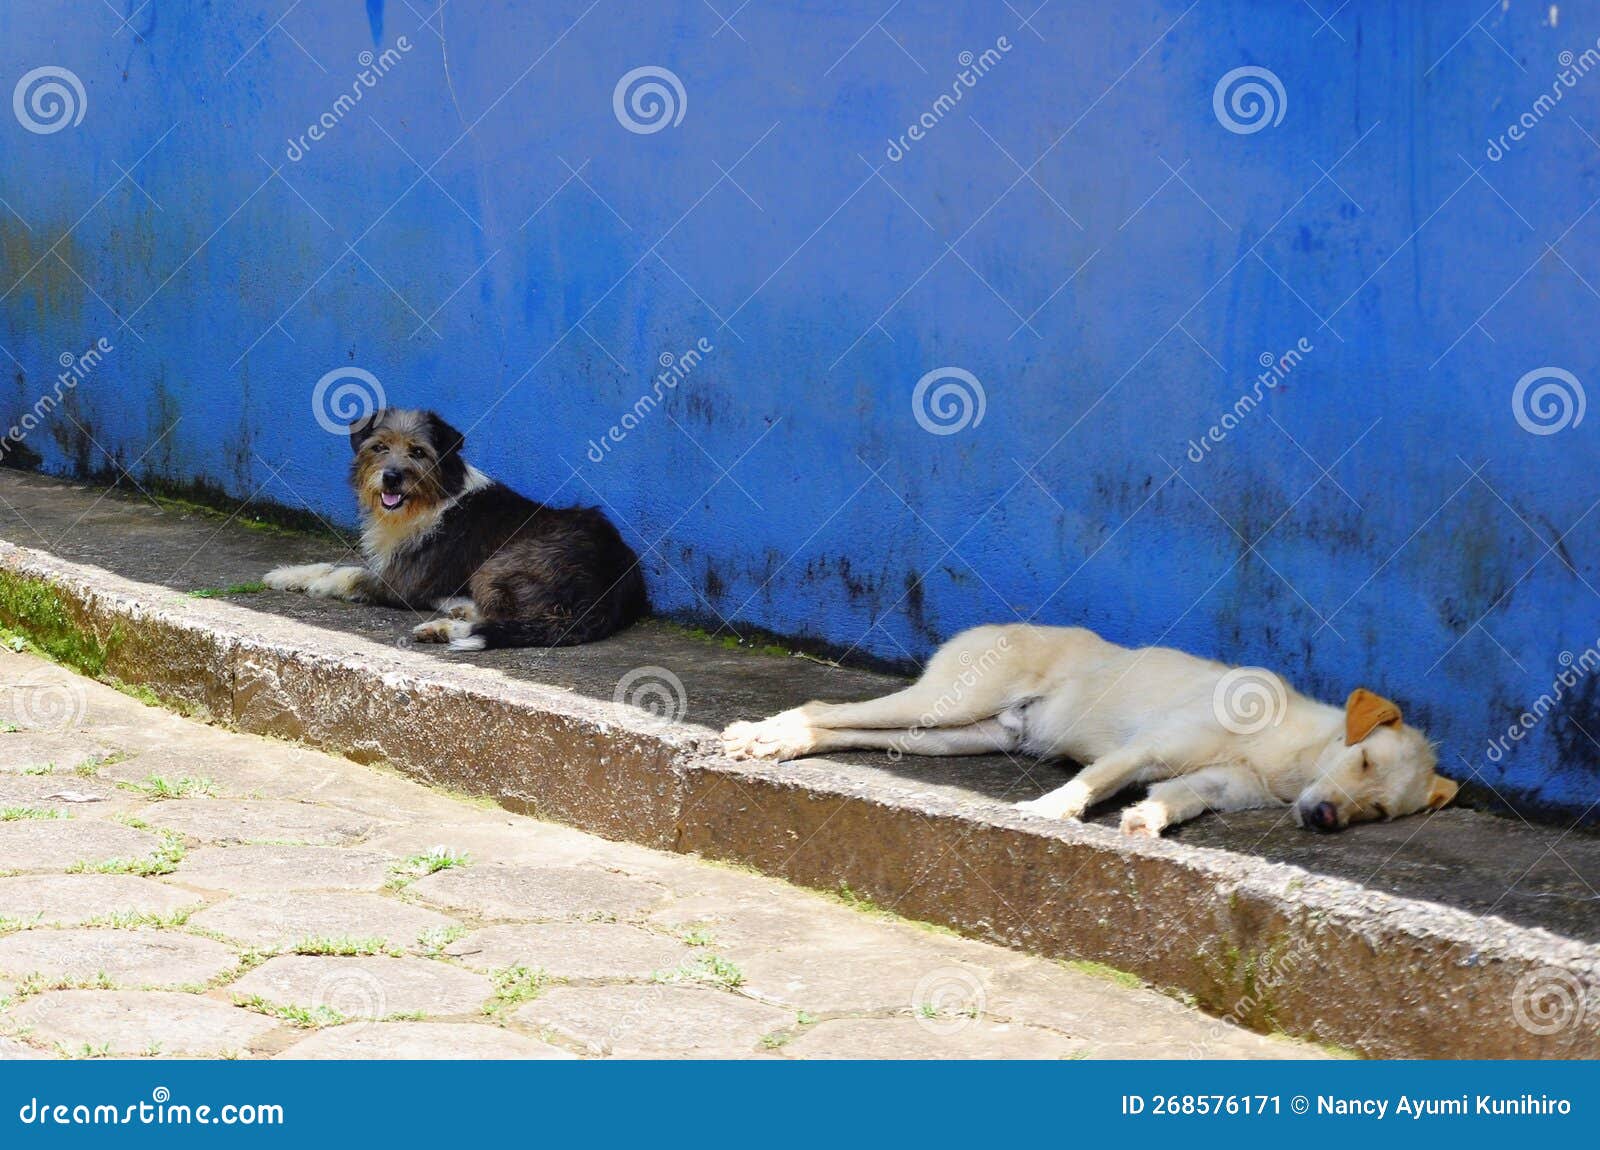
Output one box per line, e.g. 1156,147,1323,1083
721,714,816,761
1014,780,1090,821
1119,800,1169,838
263,563,334,593
306,567,371,600
412,619,484,651
412,618,471,643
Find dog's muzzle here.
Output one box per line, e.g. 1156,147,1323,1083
379,468,406,510
1299,800,1341,832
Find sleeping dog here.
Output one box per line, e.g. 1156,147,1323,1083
723,623,1458,835
265,408,646,650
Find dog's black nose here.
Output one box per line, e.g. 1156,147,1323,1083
1301,801,1341,832
380,468,403,490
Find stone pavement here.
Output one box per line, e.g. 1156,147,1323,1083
0,647,1311,1060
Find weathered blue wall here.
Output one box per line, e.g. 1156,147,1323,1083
2,2,1597,815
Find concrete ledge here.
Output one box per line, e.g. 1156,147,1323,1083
2,506,1598,1057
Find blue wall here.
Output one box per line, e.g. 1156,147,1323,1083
3,2,1598,815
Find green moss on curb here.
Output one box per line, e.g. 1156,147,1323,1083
0,572,117,676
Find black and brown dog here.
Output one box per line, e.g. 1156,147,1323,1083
265,408,646,649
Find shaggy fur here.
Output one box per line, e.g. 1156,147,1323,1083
264,408,646,650
723,623,1459,836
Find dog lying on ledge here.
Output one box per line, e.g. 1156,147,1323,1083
264,408,646,650
723,623,1458,836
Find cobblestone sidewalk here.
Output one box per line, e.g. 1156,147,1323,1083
0,648,1311,1059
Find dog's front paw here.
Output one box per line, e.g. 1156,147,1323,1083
1014,780,1090,821
411,619,485,651
263,563,335,593
304,567,371,601
1119,800,1169,838
721,714,816,761
413,619,469,643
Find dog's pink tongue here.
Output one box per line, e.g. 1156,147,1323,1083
381,492,402,508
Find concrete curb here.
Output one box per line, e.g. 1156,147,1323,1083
3,540,1596,1058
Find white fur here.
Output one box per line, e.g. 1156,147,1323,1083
262,563,335,592
723,624,1453,836
303,566,372,599
264,562,374,600
411,617,484,650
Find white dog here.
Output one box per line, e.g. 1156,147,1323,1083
722,624,1458,836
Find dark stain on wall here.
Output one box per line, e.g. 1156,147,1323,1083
702,563,726,602
903,568,936,649
46,390,97,478
1551,676,1600,788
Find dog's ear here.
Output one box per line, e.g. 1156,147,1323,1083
425,413,465,459
349,409,382,453
1345,688,1402,745
1426,775,1459,811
